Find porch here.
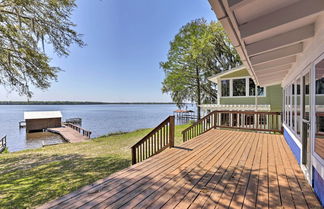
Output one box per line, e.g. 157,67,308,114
39,129,321,209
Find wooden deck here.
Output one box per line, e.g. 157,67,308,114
38,129,321,209
47,126,88,143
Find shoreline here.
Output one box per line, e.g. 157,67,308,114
0,101,181,105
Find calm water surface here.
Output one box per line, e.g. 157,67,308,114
0,104,194,152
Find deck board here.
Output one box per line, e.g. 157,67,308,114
38,129,322,209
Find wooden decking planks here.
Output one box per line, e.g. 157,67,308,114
38,129,322,209
47,126,88,143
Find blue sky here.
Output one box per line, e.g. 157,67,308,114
1,0,216,102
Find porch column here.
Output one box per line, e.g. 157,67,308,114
255,89,258,127
217,78,221,105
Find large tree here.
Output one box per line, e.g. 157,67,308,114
161,19,241,119
0,0,84,97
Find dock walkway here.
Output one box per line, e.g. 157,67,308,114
48,126,89,143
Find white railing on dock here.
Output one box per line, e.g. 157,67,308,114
0,135,7,153
64,123,92,138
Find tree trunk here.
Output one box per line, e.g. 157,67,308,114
196,67,201,120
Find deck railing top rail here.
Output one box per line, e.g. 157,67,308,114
131,116,175,164
182,110,282,142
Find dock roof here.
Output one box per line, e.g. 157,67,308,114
24,111,62,120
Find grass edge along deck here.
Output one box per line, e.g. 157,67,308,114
38,129,321,209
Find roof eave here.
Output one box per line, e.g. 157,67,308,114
209,0,260,85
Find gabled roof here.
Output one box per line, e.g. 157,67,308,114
208,65,246,83
208,0,324,86
24,111,62,120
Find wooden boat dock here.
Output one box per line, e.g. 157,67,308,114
47,123,92,143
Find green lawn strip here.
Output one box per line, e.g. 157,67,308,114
0,124,189,208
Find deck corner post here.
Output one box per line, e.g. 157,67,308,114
131,146,136,165
169,116,175,148
281,126,284,134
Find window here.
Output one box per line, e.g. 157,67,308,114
283,78,303,142
257,87,265,96
316,77,324,94
283,89,286,123
221,80,230,97
288,85,291,127
291,83,295,131
249,78,256,96
220,77,266,97
296,78,301,136
249,78,265,96
233,78,246,96
315,59,324,159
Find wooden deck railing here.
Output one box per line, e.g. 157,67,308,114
131,116,175,164
0,135,7,153
183,111,282,142
182,112,217,142
64,123,92,138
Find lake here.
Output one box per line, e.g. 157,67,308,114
0,104,194,152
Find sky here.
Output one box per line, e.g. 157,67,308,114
0,0,216,102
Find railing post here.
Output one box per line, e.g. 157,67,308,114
131,146,137,165
169,116,175,148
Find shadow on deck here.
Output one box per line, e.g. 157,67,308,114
38,129,322,209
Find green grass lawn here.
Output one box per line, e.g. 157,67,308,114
0,124,189,209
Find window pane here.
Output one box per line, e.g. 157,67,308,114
316,77,324,94
283,89,286,123
304,73,310,121
257,87,265,96
296,78,301,137
288,85,291,127
221,80,230,97
292,84,295,130
233,78,246,96
285,88,288,124
249,78,256,96
315,59,324,159
249,78,264,96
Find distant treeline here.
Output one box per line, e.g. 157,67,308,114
0,101,178,105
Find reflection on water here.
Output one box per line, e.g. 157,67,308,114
0,104,194,152
26,132,65,150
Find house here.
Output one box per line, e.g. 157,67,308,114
200,65,282,115
24,111,62,132
208,0,324,206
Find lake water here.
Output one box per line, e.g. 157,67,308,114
0,104,194,152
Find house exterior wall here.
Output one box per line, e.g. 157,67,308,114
282,14,324,206
219,69,282,112
26,118,61,132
